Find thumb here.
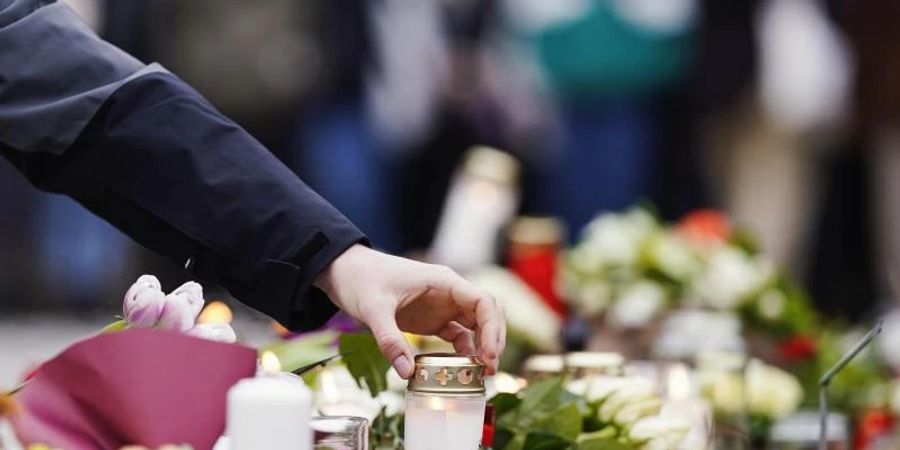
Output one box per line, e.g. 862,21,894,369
367,313,415,378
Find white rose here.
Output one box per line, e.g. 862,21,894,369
756,289,786,321
614,397,662,427
608,281,667,328
630,416,691,450
581,209,657,267
746,359,803,418
597,379,656,422
645,232,700,282
692,247,774,310
703,373,744,415
567,375,639,403
576,280,612,316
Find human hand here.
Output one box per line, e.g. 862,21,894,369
315,244,506,378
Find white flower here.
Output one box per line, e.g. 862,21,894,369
608,281,667,328
566,375,630,401
315,366,383,421
468,266,561,351
691,247,774,310
746,359,803,418
157,282,205,332
756,289,786,321
581,209,657,268
700,358,802,418
575,280,612,316
629,416,691,450
645,232,700,282
123,275,166,328
703,373,744,415
614,397,663,427
188,323,237,343
597,378,656,423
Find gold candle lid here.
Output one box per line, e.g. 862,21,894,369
407,353,486,394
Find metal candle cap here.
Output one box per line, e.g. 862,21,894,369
407,353,486,394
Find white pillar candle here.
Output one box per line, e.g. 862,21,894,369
227,352,313,450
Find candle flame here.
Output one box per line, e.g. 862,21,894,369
260,351,282,375
667,363,691,401
197,301,233,325
428,396,448,411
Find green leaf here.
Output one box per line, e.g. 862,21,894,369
504,434,527,450
577,430,635,450
520,377,566,424
338,332,391,396
577,439,634,450
522,432,573,450
101,319,129,333
490,392,523,417
576,428,618,443
494,428,516,450
544,403,583,441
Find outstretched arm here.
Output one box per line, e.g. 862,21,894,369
0,0,504,375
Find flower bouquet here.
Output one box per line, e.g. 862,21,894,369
563,208,815,343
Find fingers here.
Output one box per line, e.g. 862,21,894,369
365,309,415,379
429,266,504,375
437,321,476,355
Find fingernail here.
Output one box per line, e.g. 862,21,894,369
393,355,412,378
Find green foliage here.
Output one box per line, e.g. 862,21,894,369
338,332,392,396
492,376,639,450
370,407,404,449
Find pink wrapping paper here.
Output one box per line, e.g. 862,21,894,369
10,328,257,449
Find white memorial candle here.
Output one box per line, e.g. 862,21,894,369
405,354,487,450
227,351,313,450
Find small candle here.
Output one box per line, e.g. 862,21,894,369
227,351,313,450
405,354,487,450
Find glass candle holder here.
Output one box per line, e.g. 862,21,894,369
405,353,486,450
311,415,369,450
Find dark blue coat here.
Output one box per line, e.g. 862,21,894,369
0,0,366,330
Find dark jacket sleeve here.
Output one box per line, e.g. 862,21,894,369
0,0,366,330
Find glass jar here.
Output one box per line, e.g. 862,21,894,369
404,354,487,450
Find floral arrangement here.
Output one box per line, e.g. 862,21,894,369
488,376,690,450
319,332,690,449
563,208,814,337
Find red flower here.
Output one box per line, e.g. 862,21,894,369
779,335,818,361
678,209,731,244
854,409,893,450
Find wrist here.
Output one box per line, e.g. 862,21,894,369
314,243,368,305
